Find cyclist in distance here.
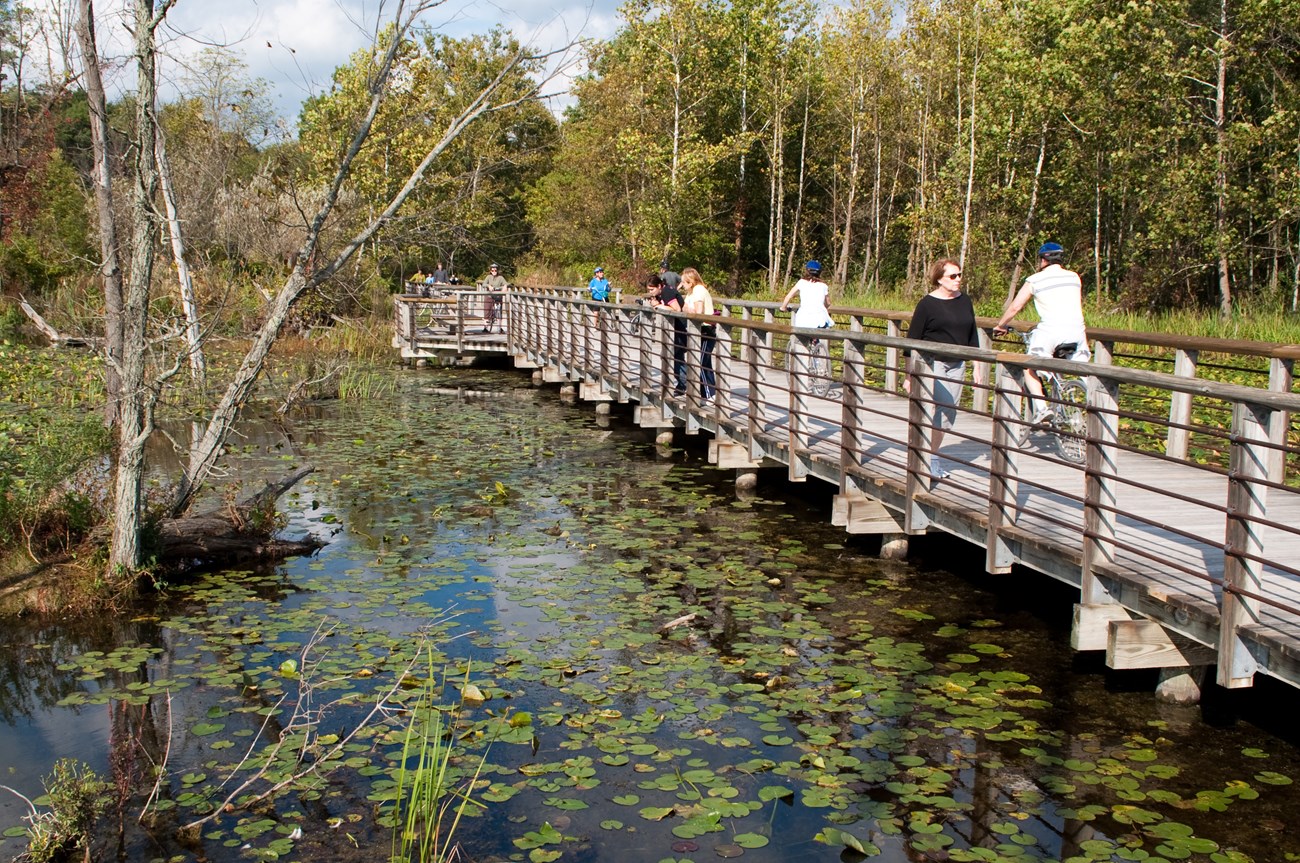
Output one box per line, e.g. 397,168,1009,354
993,242,1090,424
780,260,834,329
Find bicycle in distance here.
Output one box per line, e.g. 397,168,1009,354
806,330,833,397
1000,327,1088,464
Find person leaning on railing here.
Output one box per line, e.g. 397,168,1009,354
993,242,1091,424
904,259,979,481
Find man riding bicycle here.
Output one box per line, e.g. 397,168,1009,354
993,242,1090,424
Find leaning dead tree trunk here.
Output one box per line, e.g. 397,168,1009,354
168,6,575,517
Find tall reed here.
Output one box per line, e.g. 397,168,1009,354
388,660,489,863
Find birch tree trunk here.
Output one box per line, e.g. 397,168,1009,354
74,0,124,429
835,75,862,285
1007,123,1047,302
156,125,206,386
782,92,810,287
958,21,980,269
108,0,167,575
1214,0,1233,318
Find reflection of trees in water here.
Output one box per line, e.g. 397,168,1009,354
0,618,145,725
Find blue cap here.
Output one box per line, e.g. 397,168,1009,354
805,259,822,273
1037,242,1064,258
595,266,604,273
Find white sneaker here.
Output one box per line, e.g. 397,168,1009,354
930,460,950,480
1032,406,1054,426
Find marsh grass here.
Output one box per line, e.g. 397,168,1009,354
387,663,491,863
339,367,396,401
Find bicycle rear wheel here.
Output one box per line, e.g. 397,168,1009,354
1054,379,1088,464
810,341,831,396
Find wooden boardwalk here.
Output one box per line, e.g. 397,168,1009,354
395,291,1300,696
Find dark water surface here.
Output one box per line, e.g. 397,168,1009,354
2,368,1298,863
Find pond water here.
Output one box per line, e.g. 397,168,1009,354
2,367,1299,863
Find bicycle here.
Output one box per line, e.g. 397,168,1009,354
1001,328,1088,464
807,336,832,397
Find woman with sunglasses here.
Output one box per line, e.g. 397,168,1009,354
904,259,978,480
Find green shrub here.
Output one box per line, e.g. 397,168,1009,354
19,759,111,863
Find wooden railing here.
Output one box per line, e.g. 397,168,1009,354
502,289,1300,691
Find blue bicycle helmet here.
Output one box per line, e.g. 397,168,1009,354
1036,242,1064,261
805,259,822,274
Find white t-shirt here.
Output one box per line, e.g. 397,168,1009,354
1024,265,1088,360
790,279,832,328
686,283,714,316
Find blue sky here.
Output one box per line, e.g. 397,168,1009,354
53,0,621,127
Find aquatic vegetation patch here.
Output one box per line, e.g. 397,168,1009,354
5,371,1299,863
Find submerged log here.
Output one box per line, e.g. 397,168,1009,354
157,467,324,567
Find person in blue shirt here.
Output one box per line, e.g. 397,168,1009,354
588,266,611,302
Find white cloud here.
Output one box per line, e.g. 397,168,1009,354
31,0,622,126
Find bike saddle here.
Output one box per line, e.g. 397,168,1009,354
1052,342,1078,359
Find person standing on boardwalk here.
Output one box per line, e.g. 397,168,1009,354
588,266,611,302
905,259,979,480
480,263,508,333
993,242,1090,423
680,267,717,400
430,261,449,284
658,260,681,293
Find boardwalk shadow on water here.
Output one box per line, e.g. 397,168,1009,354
1,368,1298,862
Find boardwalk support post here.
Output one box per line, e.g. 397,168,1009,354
985,361,1024,571
1218,401,1271,688
1075,375,1127,649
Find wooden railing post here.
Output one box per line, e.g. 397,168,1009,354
985,362,1024,571
1218,400,1271,688
758,309,775,374
787,333,810,480
717,321,735,404
1082,376,1120,594
403,298,415,353
455,294,464,354
904,353,934,532
747,326,766,462
1268,357,1293,484
685,319,701,432
885,320,902,393
1093,338,1114,366
840,337,866,490
972,328,992,414
1166,348,1199,459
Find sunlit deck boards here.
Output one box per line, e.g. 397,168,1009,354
506,293,1300,693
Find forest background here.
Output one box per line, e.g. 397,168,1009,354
3,0,1300,590
5,0,1300,327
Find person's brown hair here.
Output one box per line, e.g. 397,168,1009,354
927,259,961,288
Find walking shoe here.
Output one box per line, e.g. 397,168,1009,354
1031,406,1054,426
930,459,950,480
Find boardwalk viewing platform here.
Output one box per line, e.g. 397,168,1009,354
393,288,1300,701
